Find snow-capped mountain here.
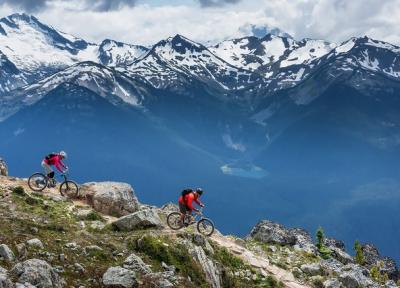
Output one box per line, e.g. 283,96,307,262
0,61,153,121
1,13,400,123
0,13,97,79
0,13,148,90
98,39,149,67
123,34,263,91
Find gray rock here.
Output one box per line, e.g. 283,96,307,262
102,266,137,288
144,271,175,288
338,264,374,288
185,240,221,288
89,221,105,230
15,283,36,288
85,245,103,253
0,244,15,262
330,247,354,265
182,232,214,255
300,263,323,276
0,158,8,176
65,242,79,249
26,238,44,250
16,243,27,260
361,243,398,281
123,253,152,274
290,228,317,253
160,203,179,215
74,263,85,273
0,266,13,288
324,237,345,251
323,278,343,288
80,182,139,217
113,209,163,231
11,259,64,288
248,220,296,246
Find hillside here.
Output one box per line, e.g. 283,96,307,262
0,161,399,288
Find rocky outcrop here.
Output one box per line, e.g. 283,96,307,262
113,209,163,231
11,259,64,288
79,182,139,217
102,266,138,288
0,158,8,176
0,244,15,262
123,253,152,274
185,240,222,288
249,220,297,246
249,221,317,253
361,243,399,280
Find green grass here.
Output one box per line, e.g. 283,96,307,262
131,234,208,288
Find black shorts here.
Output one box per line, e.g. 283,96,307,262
179,202,190,214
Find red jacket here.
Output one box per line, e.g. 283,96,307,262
44,154,66,173
179,192,202,211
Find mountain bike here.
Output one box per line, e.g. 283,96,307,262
167,208,215,236
27,170,79,199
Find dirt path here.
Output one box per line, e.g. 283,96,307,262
210,233,310,288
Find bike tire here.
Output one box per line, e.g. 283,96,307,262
197,218,215,236
167,212,184,230
59,180,79,199
28,173,48,192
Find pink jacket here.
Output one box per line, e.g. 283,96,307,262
44,155,66,173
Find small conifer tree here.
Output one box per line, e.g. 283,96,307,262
354,240,365,265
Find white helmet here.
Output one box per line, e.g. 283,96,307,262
59,151,67,159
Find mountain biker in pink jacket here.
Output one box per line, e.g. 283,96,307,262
41,151,68,183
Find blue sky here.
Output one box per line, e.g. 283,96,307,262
0,0,398,46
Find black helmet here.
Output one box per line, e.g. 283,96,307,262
196,188,203,195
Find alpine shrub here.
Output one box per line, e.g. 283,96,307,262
315,227,331,259
354,240,365,265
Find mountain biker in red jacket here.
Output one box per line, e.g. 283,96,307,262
41,151,68,184
179,188,204,224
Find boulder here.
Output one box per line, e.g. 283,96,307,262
11,259,64,288
26,239,44,250
249,220,296,246
0,244,15,262
123,253,152,274
113,209,163,231
0,158,8,176
102,266,138,288
80,182,139,217
0,267,13,288
362,243,398,280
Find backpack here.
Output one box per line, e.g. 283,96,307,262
45,153,57,164
181,188,193,199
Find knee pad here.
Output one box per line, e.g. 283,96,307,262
47,172,55,178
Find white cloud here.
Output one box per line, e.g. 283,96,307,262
0,0,398,46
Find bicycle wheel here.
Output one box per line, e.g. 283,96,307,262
197,218,215,236
60,180,79,198
28,173,48,192
167,212,184,230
